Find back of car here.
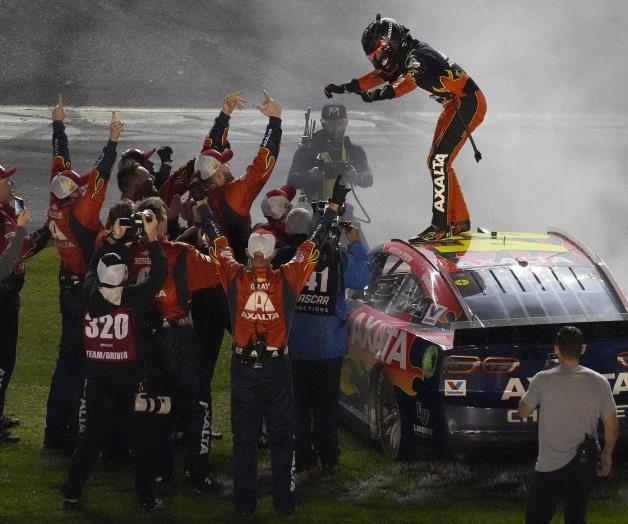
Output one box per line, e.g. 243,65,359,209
439,256,628,449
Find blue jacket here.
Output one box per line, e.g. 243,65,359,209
282,239,370,360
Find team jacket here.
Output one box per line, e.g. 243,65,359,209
82,240,167,366
159,112,282,262
284,239,370,360
48,121,118,276
205,207,335,352
153,240,220,321
0,205,50,291
287,131,373,200
357,39,480,104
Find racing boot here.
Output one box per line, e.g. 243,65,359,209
450,220,471,237
0,427,20,444
409,224,452,244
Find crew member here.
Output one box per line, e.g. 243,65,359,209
199,109,351,517
119,145,174,190
520,326,619,524
44,95,124,453
276,207,370,481
254,184,297,247
62,211,167,510
0,166,50,443
324,14,487,242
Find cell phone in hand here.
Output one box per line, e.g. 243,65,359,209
14,196,24,215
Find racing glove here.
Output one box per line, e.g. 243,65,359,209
360,85,395,103
324,79,361,98
329,175,351,206
157,146,173,163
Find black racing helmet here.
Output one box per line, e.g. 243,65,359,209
361,14,407,73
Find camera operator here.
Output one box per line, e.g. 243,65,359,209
61,211,167,510
194,171,350,516
287,103,373,205
45,97,124,453
0,166,50,443
276,205,370,482
134,196,220,493
520,326,619,524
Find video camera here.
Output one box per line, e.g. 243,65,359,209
304,197,352,247
118,209,154,233
314,156,354,179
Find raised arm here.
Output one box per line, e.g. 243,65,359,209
51,94,71,178
201,91,245,152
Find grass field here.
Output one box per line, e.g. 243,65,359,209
1,248,627,523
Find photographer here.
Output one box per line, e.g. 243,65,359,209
287,103,373,203
134,196,220,493
276,206,370,482
45,96,124,453
0,166,50,443
197,167,350,515
520,326,619,524
61,211,167,510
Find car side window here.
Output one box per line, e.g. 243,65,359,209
367,254,410,312
385,275,426,319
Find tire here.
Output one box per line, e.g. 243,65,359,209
373,368,403,460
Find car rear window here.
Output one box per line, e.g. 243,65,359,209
450,265,624,321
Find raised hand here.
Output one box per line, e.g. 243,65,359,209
109,111,124,142
222,91,247,115
52,94,66,121
254,90,282,119
324,83,346,98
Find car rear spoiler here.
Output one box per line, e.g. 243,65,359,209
453,319,628,347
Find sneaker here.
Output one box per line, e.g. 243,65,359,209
141,497,166,511
409,224,452,244
450,220,471,236
62,498,81,510
210,430,223,441
0,415,19,429
294,466,321,487
191,476,222,494
0,428,19,444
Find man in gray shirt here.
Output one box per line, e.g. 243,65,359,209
519,325,618,524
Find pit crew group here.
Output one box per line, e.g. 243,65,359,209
0,91,372,515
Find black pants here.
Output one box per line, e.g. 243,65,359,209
147,323,210,482
292,357,343,472
44,282,85,450
231,354,295,514
64,366,154,503
0,290,20,418
525,454,597,524
191,286,230,410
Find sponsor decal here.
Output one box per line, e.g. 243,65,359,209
507,409,538,423
445,379,466,396
502,373,628,401
413,424,434,438
431,154,448,213
454,279,469,286
416,402,430,426
422,304,447,326
200,401,211,455
421,345,439,379
242,290,279,321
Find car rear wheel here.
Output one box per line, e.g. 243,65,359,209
374,368,403,460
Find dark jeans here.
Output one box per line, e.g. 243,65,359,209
0,291,20,417
525,453,597,524
64,366,155,503
231,354,295,514
44,282,85,450
191,286,230,411
146,323,210,482
292,357,342,471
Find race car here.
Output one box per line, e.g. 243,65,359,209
339,229,628,459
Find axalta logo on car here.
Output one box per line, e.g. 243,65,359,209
350,310,423,377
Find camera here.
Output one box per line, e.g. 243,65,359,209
315,156,353,179
119,209,153,231
134,393,172,415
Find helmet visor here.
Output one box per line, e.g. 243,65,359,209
366,39,390,67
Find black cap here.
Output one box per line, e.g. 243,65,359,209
321,103,347,121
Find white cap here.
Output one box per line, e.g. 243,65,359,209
247,231,276,259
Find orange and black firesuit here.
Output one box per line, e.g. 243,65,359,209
44,120,119,452
325,15,487,242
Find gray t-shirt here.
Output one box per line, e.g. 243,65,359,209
522,364,616,472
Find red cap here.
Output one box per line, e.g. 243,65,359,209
0,165,17,180
265,184,296,202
